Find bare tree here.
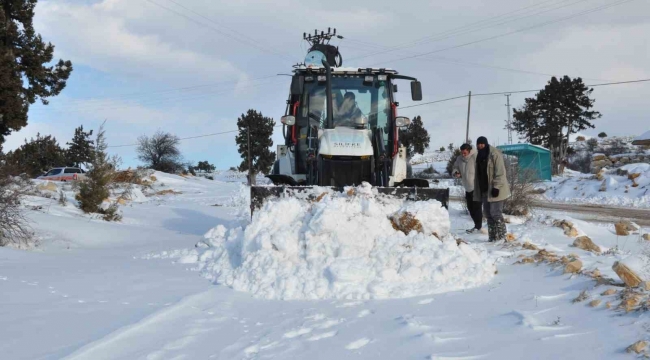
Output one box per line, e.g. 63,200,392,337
503,158,538,216
0,173,31,247
137,131,183,173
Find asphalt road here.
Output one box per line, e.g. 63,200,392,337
450,197,650,226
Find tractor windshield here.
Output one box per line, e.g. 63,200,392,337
299,76,391,132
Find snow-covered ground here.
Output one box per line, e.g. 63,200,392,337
538,165,650,209
2,171,650,359
411,149,453,166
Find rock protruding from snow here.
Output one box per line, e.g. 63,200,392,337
612,255,650,287
553,220,579,237
573,236,601,254
627,341,648,354
615,220,639,236
185,184,495,300
615,222,629,236
564,259,582,274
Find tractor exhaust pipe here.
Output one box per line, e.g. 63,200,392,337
322,59,334,129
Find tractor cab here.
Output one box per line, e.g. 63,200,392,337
279,67,422,185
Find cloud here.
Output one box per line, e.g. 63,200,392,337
35,1,246,85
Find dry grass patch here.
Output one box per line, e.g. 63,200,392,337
153,189,182,196
390,212,423,235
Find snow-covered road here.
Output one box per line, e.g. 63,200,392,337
2,173,648,359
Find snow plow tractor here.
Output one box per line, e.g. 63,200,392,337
251,29,449,213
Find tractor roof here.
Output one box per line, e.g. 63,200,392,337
293,66,398,76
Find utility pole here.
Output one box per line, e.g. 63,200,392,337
465,91,471,144
505,94,512,144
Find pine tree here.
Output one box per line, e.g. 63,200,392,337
399,116,430,158
4,133,65,176
510,76,601,174
446,149,462,176
66,125,94,168
235,109,275,185
0,1,73,145
76,123,122,221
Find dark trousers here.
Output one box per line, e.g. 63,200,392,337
465,191,483,229
481,194,505,224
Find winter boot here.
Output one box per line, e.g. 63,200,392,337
497,220,508,240
492,219,507,240
487,219,496,242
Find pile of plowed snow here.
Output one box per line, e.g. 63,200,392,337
175,183,496,300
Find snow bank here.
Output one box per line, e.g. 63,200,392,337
178,183,495,300
126,187,149,203
539,165,650,208
621,163,650,174
634,130,650,142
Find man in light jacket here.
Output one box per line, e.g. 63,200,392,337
452,143,483,233
473,136,511,242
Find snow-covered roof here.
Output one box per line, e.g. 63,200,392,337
633,130,650,145
498,143,550,154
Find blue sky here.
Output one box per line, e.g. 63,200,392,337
4,0,649,169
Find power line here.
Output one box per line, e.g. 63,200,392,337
159,0,295,61
407,0,573,45
472,77,650,96
347,0,588,61
108,125,284,148
372,0,637,66
409,55,611,82
341,1,616,81
31,77,285,114
399,95,471,110
34,75,280,109
397,77,650,110
142,0,294,61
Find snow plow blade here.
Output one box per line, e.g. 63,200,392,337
250,186,449,214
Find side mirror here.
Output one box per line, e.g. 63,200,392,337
281,115,296,126
393,84,398,93
410,81,422,101
290,76,304,95
395,116,411,128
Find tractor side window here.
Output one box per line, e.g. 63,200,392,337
375,83,390,148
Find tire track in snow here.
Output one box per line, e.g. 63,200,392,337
62,289,215,360
345,337,372,350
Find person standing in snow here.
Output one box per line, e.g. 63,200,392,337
473,136,511,242
452,143,483,233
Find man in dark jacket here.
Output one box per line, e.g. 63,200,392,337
473,136,511,242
